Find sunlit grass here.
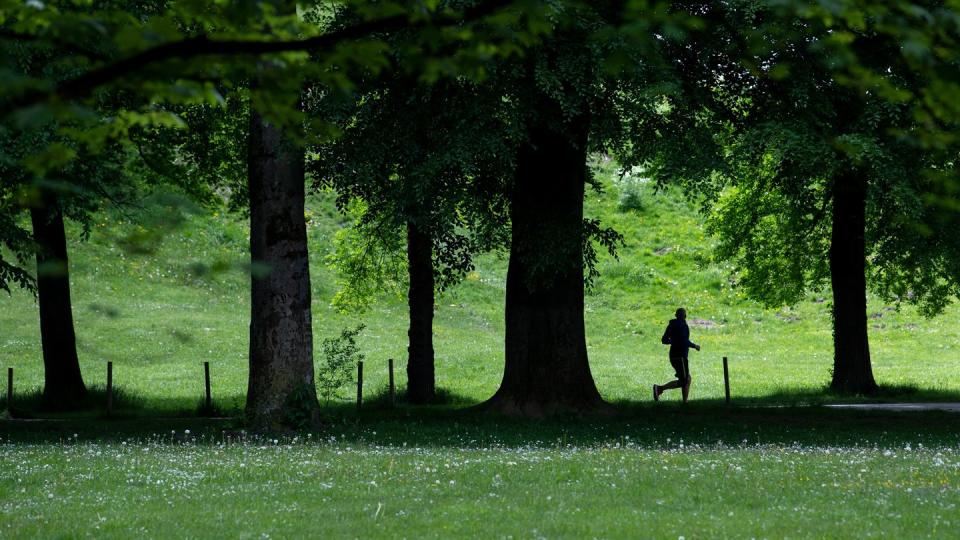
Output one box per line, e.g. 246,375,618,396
2,409,959,538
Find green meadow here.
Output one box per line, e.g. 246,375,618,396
2,410,960,538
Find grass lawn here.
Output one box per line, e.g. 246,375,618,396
2,409,960,538
2,160,960,537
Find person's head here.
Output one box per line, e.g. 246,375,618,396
675,308,686,320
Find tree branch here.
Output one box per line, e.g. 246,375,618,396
1,0,518,117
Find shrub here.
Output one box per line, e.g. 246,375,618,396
317,324,365,404
617,177,646,212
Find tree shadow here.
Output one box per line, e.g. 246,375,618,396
5,388,247,420
675,383,960,407
5,385,960,448
6,385,145,418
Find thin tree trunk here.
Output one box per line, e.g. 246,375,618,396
245,109,319,427
30,196,87,408
481,109,605,416
829,168,878,394
406,220,436,404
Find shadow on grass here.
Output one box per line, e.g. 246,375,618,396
6,385,145,419
5,402,960,448
6,387,247,420
691,383,960,407
5,385,960,447
322,386,478,413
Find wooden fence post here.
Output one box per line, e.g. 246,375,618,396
106,361,114,417
723,356,731,405
356,361,364,410
388,358,395,407
204,361,212,410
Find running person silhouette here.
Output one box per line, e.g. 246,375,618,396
654,308,700,403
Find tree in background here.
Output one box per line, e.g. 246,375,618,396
319,2,630,415
658,1,960,394
245,114,320,423
312,74,515,404
245,0,545,421
246,76,320,427
476,1,704,415
0,130,128,407
0,29,141,408
307,0,557,406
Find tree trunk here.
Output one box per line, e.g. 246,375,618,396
30,197,87,408
829,168,878,394
481,110,606,416
406,220,436,404
245,109,319,427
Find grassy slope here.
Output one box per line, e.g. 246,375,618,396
1,160,959,414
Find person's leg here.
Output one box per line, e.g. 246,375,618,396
654,379,681,401
656,357,686,401
665,357,685,393
681,357,691,402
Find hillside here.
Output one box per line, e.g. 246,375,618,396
2,160,958,413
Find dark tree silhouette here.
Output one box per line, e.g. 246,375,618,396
829,168,877,393
30,194,87,407
405,220,436,404
245,109,319,427
483,104,605,415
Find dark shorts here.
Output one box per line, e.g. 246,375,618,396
670,356,690,382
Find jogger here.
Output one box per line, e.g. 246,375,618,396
654,308,700,403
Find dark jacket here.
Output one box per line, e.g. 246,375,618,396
661,318,698,358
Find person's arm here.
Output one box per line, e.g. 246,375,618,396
689,339,700,351
661,323,672,345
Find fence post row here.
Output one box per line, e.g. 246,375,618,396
10,356,723,412
3,361,227,417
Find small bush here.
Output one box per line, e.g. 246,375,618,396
317,324,365,404
617,179,646,212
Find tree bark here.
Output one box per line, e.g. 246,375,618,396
30,197,87,408
245,109,319,427
829,168,879,394
406,220,436,404
481,109,606,416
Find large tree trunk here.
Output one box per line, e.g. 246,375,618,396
829,168,878,394
481,109,605,416
245,109,319,427
406,220,436,404
30,197,87,408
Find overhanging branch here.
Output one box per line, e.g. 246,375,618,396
1,0,518,117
